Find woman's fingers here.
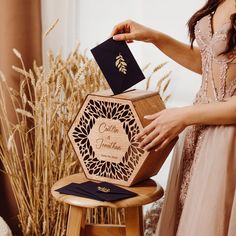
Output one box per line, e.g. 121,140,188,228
139,128,159,148
111,20,131,37
135,122,156,141
113,33,135,41
111,20,138,42
143,133,166,151
111,24,125,37
135,113,161,141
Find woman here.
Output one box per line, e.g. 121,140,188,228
112,0,236,235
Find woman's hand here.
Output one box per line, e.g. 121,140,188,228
135,107,190,151
111,20,156,43
111,20,202,74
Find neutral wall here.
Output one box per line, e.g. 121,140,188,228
42,0,205,188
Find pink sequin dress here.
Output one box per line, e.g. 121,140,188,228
156,13,236,236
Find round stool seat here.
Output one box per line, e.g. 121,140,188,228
51,173,163,208
51,173,164,236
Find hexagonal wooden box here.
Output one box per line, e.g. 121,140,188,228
68,89,176,186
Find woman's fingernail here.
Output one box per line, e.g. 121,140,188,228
113,35,118,40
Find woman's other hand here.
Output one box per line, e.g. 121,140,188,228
111,20,155,43
135,107,190,151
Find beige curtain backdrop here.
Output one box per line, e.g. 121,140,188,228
0,0,42,235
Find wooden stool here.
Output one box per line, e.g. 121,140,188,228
51,173,163,236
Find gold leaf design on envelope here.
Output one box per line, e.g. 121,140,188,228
115,53,127,75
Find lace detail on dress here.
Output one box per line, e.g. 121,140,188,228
178,125,207,209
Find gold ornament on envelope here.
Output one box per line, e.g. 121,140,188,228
115,53,127,74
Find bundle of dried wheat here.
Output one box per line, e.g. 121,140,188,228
0,46,108,236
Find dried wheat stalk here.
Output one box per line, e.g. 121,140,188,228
144,62,171,102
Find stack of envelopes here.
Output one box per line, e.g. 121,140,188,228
55,181,137,201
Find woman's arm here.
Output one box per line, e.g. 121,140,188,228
185,96,236,126
136,96,236,151
112,20,202,74
150,31,202,74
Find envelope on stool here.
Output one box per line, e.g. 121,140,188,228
55,183,103,200
55,181,137,201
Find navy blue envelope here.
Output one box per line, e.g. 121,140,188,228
77,181,137,201
91,37,145,95
55,183,102,200
55,181,137,201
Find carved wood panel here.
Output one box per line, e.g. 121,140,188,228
71,99,144,181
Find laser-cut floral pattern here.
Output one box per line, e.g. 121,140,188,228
72,99,144,181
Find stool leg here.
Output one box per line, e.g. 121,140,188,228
125,206,143,236
66,205,86,236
